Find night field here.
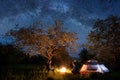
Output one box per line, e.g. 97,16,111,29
0,65,120,80
0,0,120,80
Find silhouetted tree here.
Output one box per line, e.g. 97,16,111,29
88,15,120,66
0,43,26,65
0,43,47,66
78,48,95,64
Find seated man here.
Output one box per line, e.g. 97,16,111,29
72,60,79,74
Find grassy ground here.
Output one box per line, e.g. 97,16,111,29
0,65,120,80
47,70,120,80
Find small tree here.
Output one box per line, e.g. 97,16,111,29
78,48,95,64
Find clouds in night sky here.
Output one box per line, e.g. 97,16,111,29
0,0,120,44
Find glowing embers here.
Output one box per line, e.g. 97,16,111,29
60,67,66,73
56,67,71,73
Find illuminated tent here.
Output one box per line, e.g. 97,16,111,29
80,60,109,74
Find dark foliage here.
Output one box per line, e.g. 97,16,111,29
0,43,47,65
88,15,120,69
78,48,95,64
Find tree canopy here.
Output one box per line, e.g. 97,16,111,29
78,48,95,64
88,16,120,65
0,43,47,65
7,20,79,60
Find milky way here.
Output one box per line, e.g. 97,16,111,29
0,0,120,44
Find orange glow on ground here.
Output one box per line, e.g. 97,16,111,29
55,67,71,73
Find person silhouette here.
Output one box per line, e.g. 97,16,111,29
72,60,79,74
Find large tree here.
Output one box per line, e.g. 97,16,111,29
7,20,79,62
88,16,120,65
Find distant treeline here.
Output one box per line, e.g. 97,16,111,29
0,43,47,66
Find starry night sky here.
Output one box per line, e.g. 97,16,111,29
0,0,120,44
